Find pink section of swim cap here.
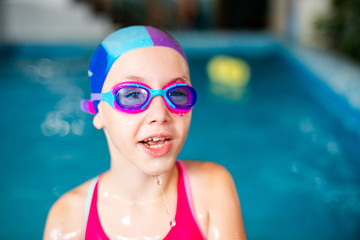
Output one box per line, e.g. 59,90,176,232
145,26,187,61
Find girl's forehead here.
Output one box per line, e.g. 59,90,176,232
103,47,190,89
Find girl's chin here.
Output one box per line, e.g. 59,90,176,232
140,158,176,176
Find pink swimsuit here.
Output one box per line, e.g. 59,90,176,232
83,161,205,239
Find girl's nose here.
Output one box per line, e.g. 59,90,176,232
145,96,171,124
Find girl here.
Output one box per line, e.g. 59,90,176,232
44,26,247,240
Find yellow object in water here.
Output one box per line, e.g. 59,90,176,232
207,55,250,100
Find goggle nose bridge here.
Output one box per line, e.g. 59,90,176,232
142,88,175,109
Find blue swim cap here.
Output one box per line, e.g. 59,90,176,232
81,25,187,114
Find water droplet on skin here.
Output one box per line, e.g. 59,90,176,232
154,175,162,185
170,219,176,227
178,112,185,117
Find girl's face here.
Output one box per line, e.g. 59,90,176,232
93,47,192,176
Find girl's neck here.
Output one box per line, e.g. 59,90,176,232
101,158,178,202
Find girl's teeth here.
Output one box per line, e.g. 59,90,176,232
144,140,168,149
144,137,166,142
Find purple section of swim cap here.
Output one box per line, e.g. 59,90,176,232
145,26,186,61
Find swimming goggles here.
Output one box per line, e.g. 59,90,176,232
87,81,197,114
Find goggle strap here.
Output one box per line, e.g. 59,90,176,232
90,93,102,101
80,99,96,114
80,92,110,114
100,91,116,108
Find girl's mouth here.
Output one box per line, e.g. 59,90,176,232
139,136,173,157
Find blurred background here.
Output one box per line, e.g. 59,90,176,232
0,0,337,47
1,0,360,239
2,0,360,60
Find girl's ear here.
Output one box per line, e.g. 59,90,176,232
93,108,104,130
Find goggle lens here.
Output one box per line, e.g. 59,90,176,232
115,87,149,109
167,86,195,108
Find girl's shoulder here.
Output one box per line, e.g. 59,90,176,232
181,160,234,186
180,160,242,237
180,160,237,209
43,177,99,239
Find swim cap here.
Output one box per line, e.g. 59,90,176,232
81,25,187,114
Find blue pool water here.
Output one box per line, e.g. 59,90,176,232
1,38,360,239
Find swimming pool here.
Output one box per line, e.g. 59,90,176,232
1,34,359,239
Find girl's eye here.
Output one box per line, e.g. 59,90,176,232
126,91,142,99
117,87,148,106
169,87,189,105
170,90,187,97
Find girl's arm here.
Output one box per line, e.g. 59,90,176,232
187,161,247,240
43,187,87,240
206,165,247,240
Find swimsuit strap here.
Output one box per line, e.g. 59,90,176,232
163,161,205,240
176,161,198,219
82,176,99,240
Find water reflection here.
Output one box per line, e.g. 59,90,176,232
20,57,86,137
